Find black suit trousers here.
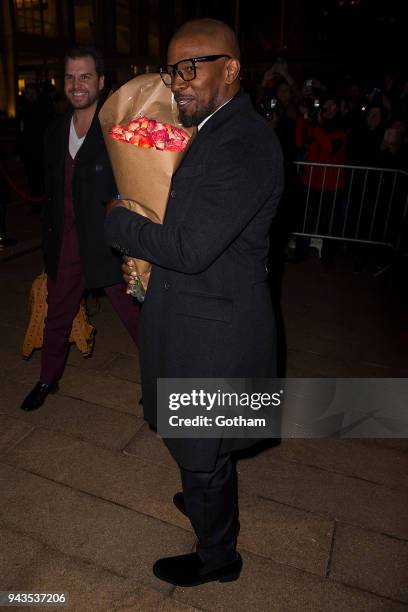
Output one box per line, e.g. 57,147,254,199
180,454,239,570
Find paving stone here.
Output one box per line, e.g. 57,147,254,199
114,587,202,611
123,423,176,468
0,322,26,349
65,343,118,372
0,524,44,587
286,353,405,377
106,353,141,384
238,495,334,576
286,347,355,377
0,463,194,593
1,335,134,392
173,549,405,612
283,259,406,376
330,523,408,603
272,439,408,489
0,293,30,328
0,348,140,417
88,303,138,357
0,524,178,611
58,365,142,417
0,243,42,277
4,428,189,531
1,377,143,451
0,344,95,391
355,438,408,453
237,452,408,539
0,345,42,385
0,415,33,454
286,324,364,365
2,229,407,611
286,318,405,374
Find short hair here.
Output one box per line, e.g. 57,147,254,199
64,46,104,76
173,19,241,61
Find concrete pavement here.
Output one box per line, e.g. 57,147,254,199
0,237,408,610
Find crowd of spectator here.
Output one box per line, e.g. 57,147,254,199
255,60,408,170
254,60,408,271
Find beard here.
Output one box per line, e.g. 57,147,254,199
68,90,100,110
178,93,220,127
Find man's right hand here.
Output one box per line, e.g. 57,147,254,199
122,257,137,287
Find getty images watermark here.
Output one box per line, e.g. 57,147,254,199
157,378,408,439
168,387,282,429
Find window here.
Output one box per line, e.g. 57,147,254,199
74,0,94,45
116,0,130,54
42,0,57,37
14,0,57,37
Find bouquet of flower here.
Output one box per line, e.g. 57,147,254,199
99,74,195,301
109,115,189,152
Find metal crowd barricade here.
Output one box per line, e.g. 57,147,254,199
289,161,408,252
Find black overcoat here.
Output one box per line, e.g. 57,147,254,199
105,91,284,471
43,104,122,288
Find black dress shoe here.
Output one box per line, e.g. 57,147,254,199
20,381,58,412
173,491,187,516
153,552,242,587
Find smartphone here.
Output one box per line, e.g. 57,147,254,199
305,79,313,87
270,98,277,109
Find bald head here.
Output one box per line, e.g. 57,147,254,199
171,18,241,61
166,18,241,128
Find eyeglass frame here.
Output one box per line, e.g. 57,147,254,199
159,54,232,86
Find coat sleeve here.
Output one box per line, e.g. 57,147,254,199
105,140,283,274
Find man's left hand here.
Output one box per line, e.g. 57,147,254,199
106,197,124,214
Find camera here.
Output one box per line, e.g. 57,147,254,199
258,96,280,121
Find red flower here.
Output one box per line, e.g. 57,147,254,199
109,115,189,151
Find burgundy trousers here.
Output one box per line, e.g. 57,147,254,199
41,225,139,385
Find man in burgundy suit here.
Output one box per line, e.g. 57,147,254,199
21,47,139,412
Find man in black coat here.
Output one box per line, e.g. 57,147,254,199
20,47,139,412
105,20,283,586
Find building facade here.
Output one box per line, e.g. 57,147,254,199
0,0,239,119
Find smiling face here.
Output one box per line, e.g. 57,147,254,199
64,56,104,111
167,28,240,127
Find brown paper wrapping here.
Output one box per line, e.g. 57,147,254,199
99,73,195,290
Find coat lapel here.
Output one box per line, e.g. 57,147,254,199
196,90,248,138
74,101,104,168
55,114,70,209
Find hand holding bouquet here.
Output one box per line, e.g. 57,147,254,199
99,74,195,301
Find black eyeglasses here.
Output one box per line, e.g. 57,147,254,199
159,54,231,86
